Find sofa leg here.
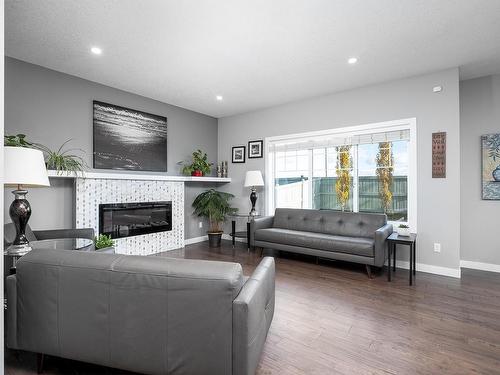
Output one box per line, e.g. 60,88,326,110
260,247,264,257
316,257,319,265
36,353,44,374
365,265,373,279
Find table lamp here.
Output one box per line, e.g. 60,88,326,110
244,170,264,216
4,146,50,254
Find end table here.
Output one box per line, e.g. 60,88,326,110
229,214,260,250
387,232,417,285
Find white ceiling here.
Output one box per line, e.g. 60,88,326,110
6,0,500,118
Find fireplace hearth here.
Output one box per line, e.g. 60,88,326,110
99,201,172,239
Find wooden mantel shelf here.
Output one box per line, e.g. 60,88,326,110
47,170,231,183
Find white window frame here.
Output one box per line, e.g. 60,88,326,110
264,118,417,231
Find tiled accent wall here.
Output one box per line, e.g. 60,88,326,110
75,178,184,255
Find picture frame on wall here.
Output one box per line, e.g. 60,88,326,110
232,146,246,163
248,140,263,158
93,101,168,172
481,133,500,200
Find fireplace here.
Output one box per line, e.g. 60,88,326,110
99,201,172,239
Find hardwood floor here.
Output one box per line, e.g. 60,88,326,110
5,240,500,374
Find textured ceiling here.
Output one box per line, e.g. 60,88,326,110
6,0,500,117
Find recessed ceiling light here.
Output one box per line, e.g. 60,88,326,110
216,95,223,101
91,46,102,55
348,57,358,64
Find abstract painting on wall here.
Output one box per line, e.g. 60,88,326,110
482,133,500,200
93,101,167,172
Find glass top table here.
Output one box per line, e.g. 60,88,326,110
228,214,261,250
4,237,94,257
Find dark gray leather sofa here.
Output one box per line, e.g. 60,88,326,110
251,208,392,275
6,249,275,375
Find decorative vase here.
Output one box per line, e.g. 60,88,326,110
191,170,203,177
492,165,500,181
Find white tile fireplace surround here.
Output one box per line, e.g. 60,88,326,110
75,177,184,255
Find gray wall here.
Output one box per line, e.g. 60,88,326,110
218,68,461,272
460,75,500,266
4,57,218,239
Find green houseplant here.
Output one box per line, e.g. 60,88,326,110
180,149,212,176
4,134,34,147
94,234,115,250
35,139,87,175
192,189,237,247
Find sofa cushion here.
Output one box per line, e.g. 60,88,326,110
255,228,375,257
272,208,386,238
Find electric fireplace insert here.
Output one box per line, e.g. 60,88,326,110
99,201,172,239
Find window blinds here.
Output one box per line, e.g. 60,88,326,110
269,129,410,153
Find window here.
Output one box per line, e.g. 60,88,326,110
266,119,416,226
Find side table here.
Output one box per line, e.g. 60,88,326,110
229,214,260,250
387,232,417,285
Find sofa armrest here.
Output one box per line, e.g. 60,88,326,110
6,274,18,349
33,228,95,241
233,257,275,375
374,223,393,267
249,216,274,246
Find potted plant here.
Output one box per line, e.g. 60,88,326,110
94,234,115,253
180,149,212,176
192,189,237,247
35,139,87,175
396,224,410,237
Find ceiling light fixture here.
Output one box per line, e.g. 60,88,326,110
91,46,102,55
216,95,223,101
348,57,358,64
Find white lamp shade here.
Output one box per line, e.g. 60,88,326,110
244,170,264,187
4,147,50,187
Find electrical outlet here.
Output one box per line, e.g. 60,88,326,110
199,222,203,229
434,243,441,253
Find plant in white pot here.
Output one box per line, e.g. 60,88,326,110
396,224,410,237
192,189,237,248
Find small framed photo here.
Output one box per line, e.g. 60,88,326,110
232,146,246,163
248,140,263,159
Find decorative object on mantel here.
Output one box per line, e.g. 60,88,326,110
482,133,500,199
36,139,87,176
395,223,410,237
232,146,245,163
222,161,228,177
217,164,222,177
192,189,237,248
4,147,50,255
248,140,263,158
179,149,212,176
432,132,446,178
94,234,115,252
244,170,265,216
93,101,168,172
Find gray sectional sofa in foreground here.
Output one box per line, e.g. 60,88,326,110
6,249,275,375
251,208,392,276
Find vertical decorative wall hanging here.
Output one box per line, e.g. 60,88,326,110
481,133,500,200
432,132,446,178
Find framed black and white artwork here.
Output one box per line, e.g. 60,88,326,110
248,140,263,158
93,101,168,172
232,146,246,163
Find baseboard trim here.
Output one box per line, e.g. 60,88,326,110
460,260,500,273
184,235,208,245
393,260,461,278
